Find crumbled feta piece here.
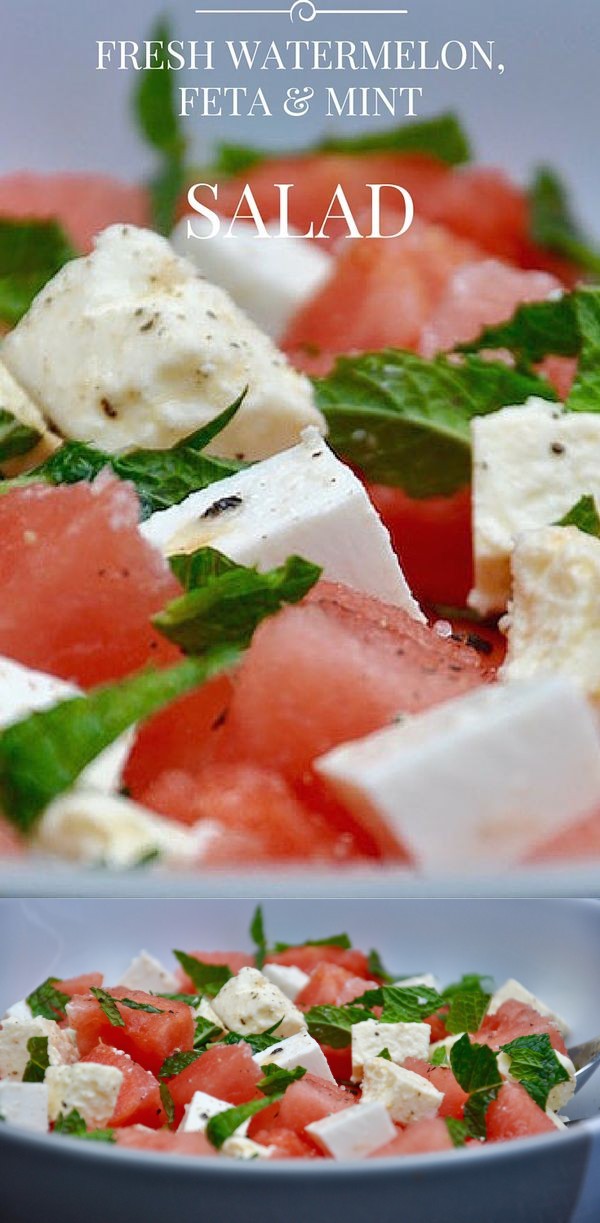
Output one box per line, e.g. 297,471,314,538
547,1110,568,1130
351,1020,430,1081
261,963,310,1002
34,791,220,870
46,1063,123,1129
0,1082,49,1132
221,1135,275,1160
2,225,323,462
0,1017,77,1081
361,1059,443,1124
316,675,600,873
3,1001,32,1023
171,218,331,341
255,1031,335,1083
470,399,600,614
118,951,178,995
306,1100,396,1160
0,359,59,476
488,979,569,1036
394,974,440,992
179,1090,230,1134
195,996,224,1029
502,526,600,702
211,968,306,1039
141,428,423,618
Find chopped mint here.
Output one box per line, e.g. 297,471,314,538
159,1050,202,1080
194,1016,224,1049
528,167,600,276
133,18,188,234
500,1034,570,1111
119,997,164,1015
430,1046,450,1067
156,993,201,1006
90,987,125,1029
305,1004,376,1049
54,1109,115,1143
250,905,268,970
169,547,239,594
206,1096,276,1150
134,848,161,869
0,648,240,835
0,410,42,464
159,1081,175,1128
257,1064,306,1096
450,1035,502,1140
26,977,69,1022
0,218,75,326
445,1117,470,1148
355,984,443,1024
442,976,492,1035
22,1036,50,1083
173,951,233,997
367,949,394,983
315,350,556,498
272,934,352,954
154,552,321,655
556,495,600,539
378,1048,392,1061
223,1021,285,1055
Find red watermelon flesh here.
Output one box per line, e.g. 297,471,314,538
475,1001,568,1057
295,964,376,1010
168,1044,262,1125
277,1074,356,1137
529,807,600,863
403,1058,469,1120
486,1082,558,1142
253,1126,321,1158
83,1044,165,1129
265,946,371,978
115,1127,214,1156
67,988,194,1076
0,172,150,252
0,475,180,688
367,482,474,609
56,973,103,998
372,1117,454,1157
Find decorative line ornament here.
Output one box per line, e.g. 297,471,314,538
195,3,408,19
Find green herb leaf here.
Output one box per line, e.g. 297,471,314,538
556,494,600,538
500,1034,570,1111
445,1117,470,1148
194,1016,224,1049
442,977,492,1035
0,219,75,326
529,167,600,276
378,1047,392,1061
173,951,233,998
257,1064,306,1096
250,905,268,970
272,934,353,953
26,977,69,1022
119,997,164,1015
133,18,188,233
430,1045,450,1067
160,1081,175,1129
206,1097,276,1150
0,649,239,834
315,350,556,498
22,1036,50,1083
457,295,580,367
367,949,394,983
159,1050,202,1080
0,410,41,464
223,1020,285,1055
568,289,600,412
154,553,321,655
450,1035,502,1140
90,987,125,1029
305,1004,376,1049
54,1109,115,1143
157,993,201,1006
355,985,443,1024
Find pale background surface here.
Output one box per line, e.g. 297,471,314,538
0,0,597,229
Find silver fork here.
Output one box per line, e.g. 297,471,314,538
568,1036,600,1091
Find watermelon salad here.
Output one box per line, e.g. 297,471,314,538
0,913,577,1160
1,58,600,875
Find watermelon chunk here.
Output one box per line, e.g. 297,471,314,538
168,1044,262,1125
277,1073,356,1137
265,946,371,979
67,988,194,1076
56,973,103,998
0,172,150,252
295,964,376,1009
83,1044,165,1129
252,1126,321,1159
475,1001,568,1057
403,1058,469,1120
486,1082,558,1142
366,482,474,609
372,1117,453,1157
115,1127,214,1156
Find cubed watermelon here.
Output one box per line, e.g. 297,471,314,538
486,1082,558,1142
67,988,194,1076
403,1058,469,1120
168,1044,262,1125
83,1044,165,1129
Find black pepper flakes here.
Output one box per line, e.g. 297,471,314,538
550,442,566,456
100,397,118,419
466,633,493,656
201,495,243,520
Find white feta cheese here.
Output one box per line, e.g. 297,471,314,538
179,1090,230,1134
118,951,178,995
142,428,423,617
351,1020,430,1081
0,358,59,476
305,1100,396,1160
0,1017,77,1081
361,1059,443,1124
547,1110,568,1130
316,675,600,873
470,399,600,614
34,790,221,870
497,1048,575,1114
394,974,440,992
261,963,310,1002
0,1082,49,1133
3,1001,32,1023
195,996,224,1030
171,218,331,341
255,1032,335,1083
221,1135,275,1160
211,968,307,1039
488,979,569,1037
46,1063,122,1129
2,224,323,462
501,526,600,702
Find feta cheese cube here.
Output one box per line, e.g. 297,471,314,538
0,359,59,477
470,399,600,614
221,1135,275,1160
171,218,331,341
316,675,600,873
255,1032,335,1083
141,428,423,618
394,974,440,992
195,996,224,1030
361,1059,443,1124
179,1090,230,1134
212,968,307,1039
497,1048,575,1114
118,951,178,995
305,1100,396,1160
0,1017,77,1081
0,1082,49,1133
488,979,569,1036
502,526,600,702
261,963,310,1002
351,1021,430,1081
46,1063,123,1129
3,1001,32,1023
2,225,323,462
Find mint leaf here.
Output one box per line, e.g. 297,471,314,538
223,1021,285,1055
90,987,126,1029
133,18,188,234
0,649,239,834
450,1035,502,1140
367,949,394,983
500,1034,570,1111
160,1081,175,1129
556,494,600,538
119,998,164,1015
206,1096,276,1150
250,905,268,970
169,547,239,594
430,1046,450,1067
173,951,233,997
442,977,492,1035
271,934,352,954
22,1036,50,1083
568,289,600,412
26,977,69,1022
159,1050,202,1080
457,295,579,367
194,1016,224,1049
315,350,556,498
0,218,75,326
529,167,600,276
355,985,443,1024
305,1004,376,1048
445,1117,470,1148
257,1064,306,1096
0,410,41,464
54,1109,115,1143
378,1047,392,1061
154,553,321,655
